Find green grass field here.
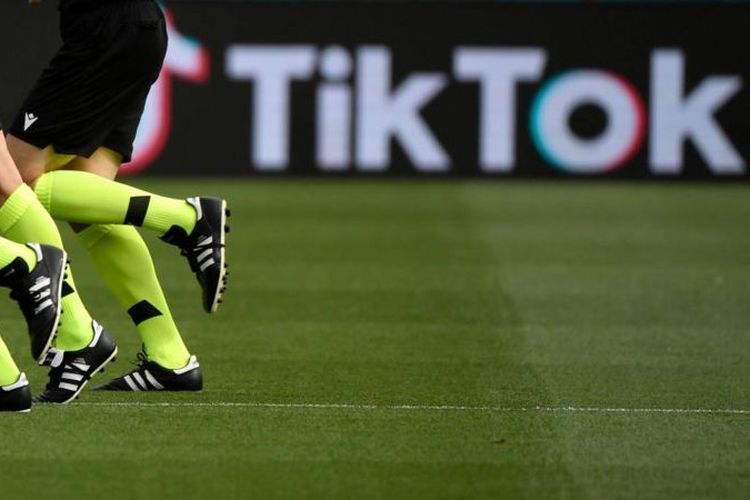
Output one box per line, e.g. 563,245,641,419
1,179,749,499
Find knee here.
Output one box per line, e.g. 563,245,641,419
4,136,47,186
24,170,44,188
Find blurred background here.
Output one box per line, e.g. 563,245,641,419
1,0,748,180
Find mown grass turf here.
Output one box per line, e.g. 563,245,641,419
0,180,749,499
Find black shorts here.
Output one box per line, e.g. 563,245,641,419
10,0,166,163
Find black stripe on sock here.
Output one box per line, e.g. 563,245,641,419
127,300,163,325
124,196,151,226
61,281,75,298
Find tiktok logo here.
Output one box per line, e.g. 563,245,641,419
121,8,210,175
530,70,647,173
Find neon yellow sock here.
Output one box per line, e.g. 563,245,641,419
0,336,21,387
0,184,93,351
77,224,190,369
35,171,196,236
0,238,36,271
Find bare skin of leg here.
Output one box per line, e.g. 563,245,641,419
0,134,27,205
6,135,75,187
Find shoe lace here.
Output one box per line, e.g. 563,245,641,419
41,348,84,391
9,276,52,318
179,248,199,273
132,347,149,368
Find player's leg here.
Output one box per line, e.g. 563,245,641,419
0,235,67,413
33,165,230,313
59,151,200,390
0,132,94,358
3,136,98,353
0,132,84,410
4,137,117,403
13,0,227,314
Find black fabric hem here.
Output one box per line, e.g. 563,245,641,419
7,128,132,164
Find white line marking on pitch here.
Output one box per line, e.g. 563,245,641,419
73,402,750,415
